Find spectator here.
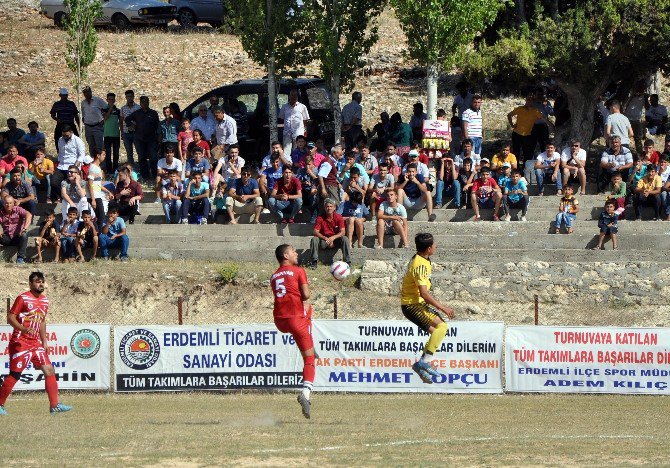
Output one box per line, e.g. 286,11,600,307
0,196,31,263
17,121,45,161
318,144,345,207
207,95,221,117
661,135,670,160
594,200,619,250
633,164,662,221
376,188,408,249
605,100,634,148
306,141,325,169
555,185,580,234
502,169,529,222
459,157,476,208
367,163,395,216
50,87,79,144
260,155,284,202
262,141,292,171
641,139,661,165
120,89,140,167
80,86,106,155
628,157,647,195
367,111,390,149
402,150,430,179
388,113,413,158
190,105,216,142
3,168,36,215
340,152,370,187
161,170,184,224
113,166,143,224
53,124,86,193
341,92,363,151
87,149,112,229
339,191,369,248
378,143,402,178
461,95,483,155
279,89,310,156
125,96,160,180
507,94,547,163
177,118,194,163
452,81,474,119
185,146,211,182
226,167,263,224
212,182,227,223
160,106,180,148
115,161,138,184
35,209,60,263
396,163,436,221
471,166,502,221
490,142,518,170
0,145,29,178
212,106,238,151
409,102,427,143
60,165,88,220
296,153,319,223
269,165,303,224
3,118,26,150
290,135,309,168
213,144,245,188
155,144,183,202
495,162,512,188
308,198,351,268
532,89,554,152
342,167,368,204
606,172,627,216
102,93,121,172
180,171,210,224
169,102,182,122
561,140,587,195
624,85,646,154
434,155,460,209
190,129,211,160
534,140,563,196
659,158,670,194
76,210,98,261
598,136,634,192
645,94,668,135
358,144,378,178
99,206,130,261
29,148,54,201
60,206,80,262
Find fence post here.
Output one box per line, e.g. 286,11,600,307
333,295,338,319
177,296,184,325
534,294,539,325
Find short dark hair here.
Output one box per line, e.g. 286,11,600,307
29,271,44,283
295,135,306,142
125,89,134,96
7,118,16,124
163,106,171,112
512,169,523,176
228,144,239,152
271,141,281,147
211,105,223,113
350,166,360,176
644,138,655,147
81,210,91,216
193,146,204,154
192,171,203,178
480,166,491,174
646,164,657,172
605,199,616,207
108,206,119,214
241,166,252,174
379,163,389,170
275,244,292,262
545,139,556,147
415,233,434,253
164,144,176,153
62,124,73,133
350,190,363,204
118,166,130,174
436,108,447,118
107,93,116,99
406,163,417,170
611,171,622,178
462,138,473,146
463,157,473,166
28,121,38,127
10,167,21,175
282,165,292,173
45,209,55,217
67,207,78,214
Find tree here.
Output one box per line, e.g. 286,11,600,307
301,0,386,144
63,0,102,129
391,0,505,119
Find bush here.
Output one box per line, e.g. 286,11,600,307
218,263,239,285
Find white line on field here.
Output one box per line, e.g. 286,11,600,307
253,435,658,454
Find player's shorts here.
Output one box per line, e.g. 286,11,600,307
274,305,314,352
8,340,51,373
401,303,444,332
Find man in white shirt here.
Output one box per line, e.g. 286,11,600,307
341,91,363,151
606,100,634,147
279,89,310,156
190,105,217,142
212,106,238,150
646,94,668,135
534,140,562,195
261,141,292,171
213,144,246,188
560,140,587,195
598,135,634,192
53,124,86,190
155,144,183,202
81,86,106,154
461,95,483,155
402,150,430,179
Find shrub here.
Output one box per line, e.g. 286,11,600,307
218,263,239,285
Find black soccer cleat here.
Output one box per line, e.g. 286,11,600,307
297,393,311,419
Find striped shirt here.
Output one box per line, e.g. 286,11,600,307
461,108,483,138
50,99,79,123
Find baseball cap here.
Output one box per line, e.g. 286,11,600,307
307,141,316,148
502,162,511,168
481,158,490,163
59,87,69,95
409,150,419,157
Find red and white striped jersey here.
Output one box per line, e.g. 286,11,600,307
9,291,49,344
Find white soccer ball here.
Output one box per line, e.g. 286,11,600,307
330,261,350,281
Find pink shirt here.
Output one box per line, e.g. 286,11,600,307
178,130,193,158
0,206,28,238
0,155,29,174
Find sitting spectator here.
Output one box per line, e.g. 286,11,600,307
262,141,292,171
213,144,245,188
3,118,26,149
76,210,98,261
628,157,647,195
645,94,667,135
180,171,210,224
594,200,619,250
2,167,36,215
495,163,513,188
0,145,29,178
367,163,395,216
633,164,662,221
185,146,210,182
561,140,587,195
459,157,476,209
396,163,436,221
212,182,227,223
606,172,627,216
598,136,633,193
402,150,430,180
358,144,378,178
189,129,211,159
99,206,130,261
290,135,309,168
434,155,460,209
60,206,80,262
641,139,661,165
378,143,402,178
0,195,31,263
490,143,517,170
29,148,54,201
296,154,319,223
502,170,529,222
306,141,325,168
454,138,480,170
113,166,143,224
87,149,112,229
308,198,351,268
114,161,139,183
17,121,45,161
400,141,429,167
226,166,263,224
339,152,370,187
555,185,580,234
376,188,408,248
260,155,284,202
471,166,502,221
338,191,369,248
35,209,60,263
534,140,563,196
60,165,88,220
161,170,184,224
342,166,367,202
662,135,670,161
269,166,302,224
317,144,345,207
155,144,183,202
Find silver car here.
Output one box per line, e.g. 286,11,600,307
40,0,177,29
167,0,225,28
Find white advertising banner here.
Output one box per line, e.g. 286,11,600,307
506,326,670,394
314,320,504,393
0,324,110,390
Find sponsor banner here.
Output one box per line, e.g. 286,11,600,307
114,325,304,392
0,324,110,390
314,320,504,393
506,326,670,394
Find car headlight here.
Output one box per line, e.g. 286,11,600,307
139,8,148,15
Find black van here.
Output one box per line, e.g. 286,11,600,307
182,77,335,163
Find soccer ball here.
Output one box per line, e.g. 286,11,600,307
330,261,350,281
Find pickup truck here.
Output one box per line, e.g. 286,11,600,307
40,0,177,29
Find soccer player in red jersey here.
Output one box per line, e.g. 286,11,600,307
0,272,72,415
271,244,315,419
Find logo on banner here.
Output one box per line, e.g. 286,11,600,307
119,329,160,370
70,329,101,359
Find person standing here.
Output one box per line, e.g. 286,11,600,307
461,95,484,156
49,87,79,144
102,93,121,173
0,272,72,415
53,125,86,195
507,94,547,164
270,244,316,419
605,100,634,148
80,86,107,155
119,90,141,167
212,106,238,152
279,89,310,156
125,96,160,180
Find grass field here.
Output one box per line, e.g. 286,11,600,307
1,392,669,466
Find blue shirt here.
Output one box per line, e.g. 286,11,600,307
338,201,369,219
160,119,180,143
186,157,211,175
398,173,425,199
188,181,209,197
263,166,284,191
234,177,259,196
104,217,126,236
504,179,527,203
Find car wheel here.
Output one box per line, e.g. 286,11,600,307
112,13,132,31
209,21,222,28
178,9,197,28
54,12,67,28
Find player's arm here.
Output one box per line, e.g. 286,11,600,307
417,284,455,319
39,316,48,348
299,269,310,300
7,298,36,336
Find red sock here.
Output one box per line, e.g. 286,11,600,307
0,375,19,406
303,354,316,384
45,375,59,408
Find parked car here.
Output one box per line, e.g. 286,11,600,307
40,0,177,29
182,77,335,163
167,0,225,28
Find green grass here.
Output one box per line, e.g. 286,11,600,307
1,392,669,466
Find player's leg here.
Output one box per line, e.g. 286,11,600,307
36,349,71,413
402,304,449,382
0,342,30,413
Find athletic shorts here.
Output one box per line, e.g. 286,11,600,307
274,306,314,352
401,303,444,332
8,340,51,373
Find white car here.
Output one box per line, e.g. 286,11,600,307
40,0,177,29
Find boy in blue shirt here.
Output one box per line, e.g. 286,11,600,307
338,191,369,248
180,171,210,224
594,200,619,250
502,170,529,221
99,206,130,261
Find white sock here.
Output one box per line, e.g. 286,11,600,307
302,381,313,399
421,353,432,363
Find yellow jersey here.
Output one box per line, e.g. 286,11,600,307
400,254,432,305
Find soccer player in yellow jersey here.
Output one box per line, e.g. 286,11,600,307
401,233,455,383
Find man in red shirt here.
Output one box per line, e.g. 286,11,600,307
113,166,143,224
271,244,315,418
471,166,502,221
0,145,29,177
0,272,72,415
269,166,303,224
0,196,32,264
308,198,351,269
